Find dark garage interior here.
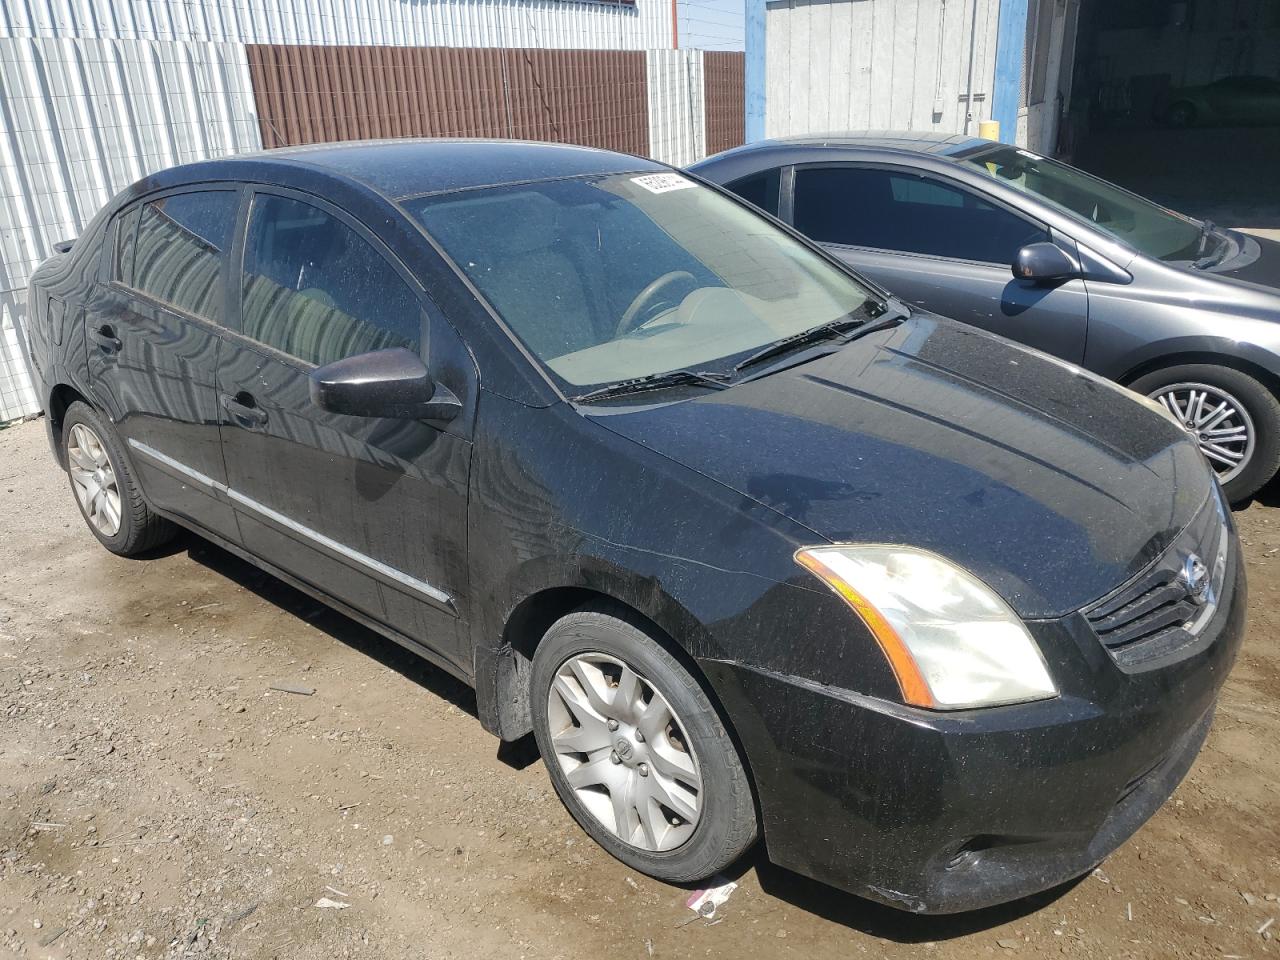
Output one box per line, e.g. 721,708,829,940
1065,0,1280,227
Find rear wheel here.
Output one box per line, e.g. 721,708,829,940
1131,364,1280,502
62,401,176,556
530,604,757,883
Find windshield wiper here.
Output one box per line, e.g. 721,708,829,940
1192,220,1229,269
570,368,730,404
733,305,907,374
1197,219,1217,257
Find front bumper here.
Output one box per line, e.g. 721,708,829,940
702,535,1246,914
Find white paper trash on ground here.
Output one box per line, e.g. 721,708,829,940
686,880,738,919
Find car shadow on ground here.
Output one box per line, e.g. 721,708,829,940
734,851,1086,942
1243,472,1280,509
180,534,549,771
181,535,481,717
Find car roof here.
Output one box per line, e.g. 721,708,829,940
691,130,994,167
165,138,667,201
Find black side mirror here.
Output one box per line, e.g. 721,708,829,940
309,347,461,422
1013,242,1080,283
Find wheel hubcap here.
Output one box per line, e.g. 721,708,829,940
547,652,703,852
67,423,122,536
1151,382,1255,484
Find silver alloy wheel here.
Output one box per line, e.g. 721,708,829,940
547,652,703,851
67,422,122,537
1151,381,1256,483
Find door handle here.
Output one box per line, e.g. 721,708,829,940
221,392,269,428
89,324,122,352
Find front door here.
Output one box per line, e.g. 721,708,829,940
787,164,1090,363
215,188,474,670
83,188,242,542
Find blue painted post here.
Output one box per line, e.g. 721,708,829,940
991,0,1029,143
745,0,766,142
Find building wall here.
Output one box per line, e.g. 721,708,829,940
763,0,1002,139
0,1,744,424
0,0,673,52
0,35,261,422
1022,0,1081,156
247,44,651,155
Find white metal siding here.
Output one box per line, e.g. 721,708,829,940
647,48,704,166
0,1,699,423
0,0,673,51
0,35,262,421
764,0,1001,139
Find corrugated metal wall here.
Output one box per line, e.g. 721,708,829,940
248,44,649,155
1,0,672,51
0,0,743,424
703,50,744,156
764,0,1000,139
647,49,703,166
0,35,260,421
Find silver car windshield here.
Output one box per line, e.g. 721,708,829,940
960,146,1204,262
406,172,878,389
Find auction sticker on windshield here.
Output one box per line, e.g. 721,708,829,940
632,173,696,194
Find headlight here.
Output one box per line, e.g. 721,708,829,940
795,545,1057,710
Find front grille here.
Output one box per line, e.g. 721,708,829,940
1087,568,1199,651
1084,493,1229,669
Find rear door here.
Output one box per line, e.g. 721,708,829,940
215,187,475,669
783,163,1090,363
83,187,242,542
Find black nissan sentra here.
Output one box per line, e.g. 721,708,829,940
22,140,1245,913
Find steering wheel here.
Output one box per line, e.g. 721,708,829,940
615,271,697,338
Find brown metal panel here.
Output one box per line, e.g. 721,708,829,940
703,51,746,157
247,44,649,156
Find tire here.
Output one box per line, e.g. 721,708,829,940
530,603,758,884
1130,364,1280,503
62,401,177,556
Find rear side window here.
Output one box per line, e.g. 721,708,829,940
240,194,419,367
725,169,781,217
792,166,1049,264
112,205,141,286
132,191,237,322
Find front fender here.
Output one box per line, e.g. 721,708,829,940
1105,334,1280,387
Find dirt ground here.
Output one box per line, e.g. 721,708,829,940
0,416,1277,960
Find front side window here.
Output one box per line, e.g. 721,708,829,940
240,194,420,367
792,166,1048,263
958,145,1204,261
132,191,237,322
406,173,877,390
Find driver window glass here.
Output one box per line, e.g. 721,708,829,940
241,194,419,367
793,166,1049,263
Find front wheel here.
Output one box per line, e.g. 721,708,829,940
1132,364,1280,502
530,604,758,883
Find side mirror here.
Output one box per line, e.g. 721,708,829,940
309,347,461,422
1013,242,1080,283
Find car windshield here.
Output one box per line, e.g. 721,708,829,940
405,172,878,390
958,145,1205,262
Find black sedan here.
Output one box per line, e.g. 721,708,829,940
690,132,1280,502
22,139,1244,913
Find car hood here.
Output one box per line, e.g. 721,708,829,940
1209,231,1280,290
592,315,1212,619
